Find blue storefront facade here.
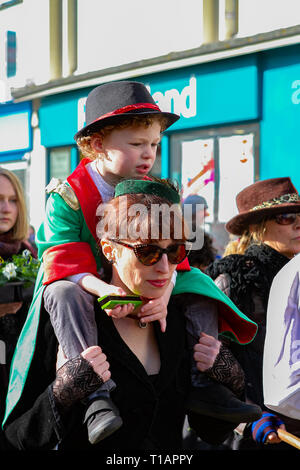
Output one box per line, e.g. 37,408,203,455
36,42,300,251
0,100,32,191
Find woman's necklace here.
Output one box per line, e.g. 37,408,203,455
127,314,148,329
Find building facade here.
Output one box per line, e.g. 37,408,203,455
1,1,300,252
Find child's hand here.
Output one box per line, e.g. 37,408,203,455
193,332,221,372
103,284,136,319
98,283,127,299
137,296,168,332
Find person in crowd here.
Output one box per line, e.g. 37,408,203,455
206,177,300,450
2,178,254,450
23,81,181,445
7,81,259,446
27,225,37,253
182,194,217,271
263,252,300,424
0,168,37,315
0,168,37,448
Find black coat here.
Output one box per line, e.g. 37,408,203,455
3,295,235,451
206,243,289,408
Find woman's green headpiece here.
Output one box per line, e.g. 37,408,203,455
114,179,180,204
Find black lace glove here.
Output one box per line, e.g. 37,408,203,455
52,355,104,410
206,342,245,398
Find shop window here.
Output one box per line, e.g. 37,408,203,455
48,147,78,183
170,124,259,253
0,159,28,205
218,134,255,222
181,138,215,223
149,144,161,178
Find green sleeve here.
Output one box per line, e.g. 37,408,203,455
36,192,85,260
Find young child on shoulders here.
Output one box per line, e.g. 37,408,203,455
39,81,179,444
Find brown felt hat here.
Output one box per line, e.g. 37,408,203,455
226,177,300,236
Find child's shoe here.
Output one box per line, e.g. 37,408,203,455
84,394,123,444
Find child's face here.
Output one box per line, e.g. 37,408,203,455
94,121,162,185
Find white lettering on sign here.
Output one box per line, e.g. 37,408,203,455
148,76,197,118
77,76,197,132
291,80,300,104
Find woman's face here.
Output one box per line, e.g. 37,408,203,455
108,239,178,299
262,213,300,258
0,175,18,235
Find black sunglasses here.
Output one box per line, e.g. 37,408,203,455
109,239,190,266
274,213,300,225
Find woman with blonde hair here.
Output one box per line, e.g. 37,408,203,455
0,168,37,429
206,177,300,450
0,168,31,243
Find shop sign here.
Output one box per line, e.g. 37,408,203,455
77,76,197,132
147,76,197,118
291,80,300,104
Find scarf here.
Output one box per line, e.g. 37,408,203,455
0,232,37,260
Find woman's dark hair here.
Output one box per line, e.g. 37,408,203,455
96,179,188,244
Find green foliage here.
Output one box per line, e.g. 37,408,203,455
0,250,40,287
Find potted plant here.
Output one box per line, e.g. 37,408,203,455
0,250,40,304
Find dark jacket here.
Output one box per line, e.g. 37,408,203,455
3,295,235,450
0,238,37,438
206,243,289,407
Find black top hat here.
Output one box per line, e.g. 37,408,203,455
74,81,180,140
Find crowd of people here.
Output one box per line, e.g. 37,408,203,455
0,80,299,453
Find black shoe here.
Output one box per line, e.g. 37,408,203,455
84,397,123,445
186,383,262,424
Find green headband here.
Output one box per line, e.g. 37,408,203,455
114,179,180,204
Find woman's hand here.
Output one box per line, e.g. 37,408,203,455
137,296,168,332
136,281,173,332
52,346,110,409
193,332,221,372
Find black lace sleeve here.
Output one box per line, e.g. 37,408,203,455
52,355,104,410
205,342,245,398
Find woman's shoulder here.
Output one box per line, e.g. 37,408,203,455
205,253,255,280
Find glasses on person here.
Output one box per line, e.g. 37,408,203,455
274,213,300,225
108,239,190,266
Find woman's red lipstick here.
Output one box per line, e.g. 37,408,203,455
147,279,168,287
